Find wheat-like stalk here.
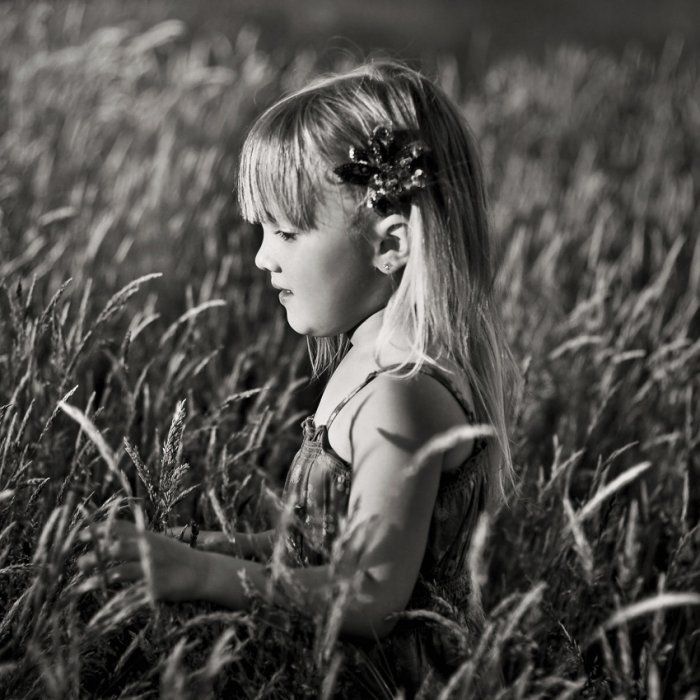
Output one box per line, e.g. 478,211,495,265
0,9,697,697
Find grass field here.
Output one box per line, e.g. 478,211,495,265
0,3,699,698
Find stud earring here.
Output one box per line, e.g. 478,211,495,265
383,263,391,272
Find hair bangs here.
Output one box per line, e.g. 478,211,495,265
237,104,322,230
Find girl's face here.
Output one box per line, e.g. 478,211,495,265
254,187,391,339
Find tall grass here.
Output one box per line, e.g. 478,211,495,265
1,4,698,698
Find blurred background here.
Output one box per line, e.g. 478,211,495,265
6,0,700,82
1,2,699,696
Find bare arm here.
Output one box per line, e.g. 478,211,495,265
190,373,456,641
201,529,275,560
81,376,457,640
163,526,388,637
193,552,391,639
165,527,276,561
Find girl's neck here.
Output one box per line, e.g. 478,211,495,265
346,306,421,365
347,306,386,350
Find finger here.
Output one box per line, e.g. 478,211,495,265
72,562,144,594
77,538,143,571
104,562,143,584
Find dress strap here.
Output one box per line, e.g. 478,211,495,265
324,362,476,432
413,365,478,423
324,368,386,431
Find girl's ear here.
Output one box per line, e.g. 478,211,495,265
373,213,410,272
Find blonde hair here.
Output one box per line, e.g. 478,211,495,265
236,59,522,510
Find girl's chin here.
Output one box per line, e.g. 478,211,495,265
284,313,334,339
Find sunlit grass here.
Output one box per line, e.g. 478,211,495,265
0,4,698,698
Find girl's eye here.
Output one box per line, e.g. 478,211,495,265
275,230,296,242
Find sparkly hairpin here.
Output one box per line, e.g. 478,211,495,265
332,124,430,217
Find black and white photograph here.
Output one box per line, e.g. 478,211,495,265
0,1,698,697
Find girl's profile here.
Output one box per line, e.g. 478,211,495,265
77,58,521,697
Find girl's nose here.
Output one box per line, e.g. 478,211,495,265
254,245,266,271
254,238,280,273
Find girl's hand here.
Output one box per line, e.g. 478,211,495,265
76,518,207,602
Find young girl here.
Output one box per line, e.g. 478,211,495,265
77,58,519,696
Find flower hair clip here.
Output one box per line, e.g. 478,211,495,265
332,124,431,217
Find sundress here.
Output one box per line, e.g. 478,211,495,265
270,362,495,698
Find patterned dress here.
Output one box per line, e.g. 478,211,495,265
271,362,494,698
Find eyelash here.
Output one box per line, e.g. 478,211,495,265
274,230,296,241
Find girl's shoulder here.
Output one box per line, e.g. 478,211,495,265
316,351,477,472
